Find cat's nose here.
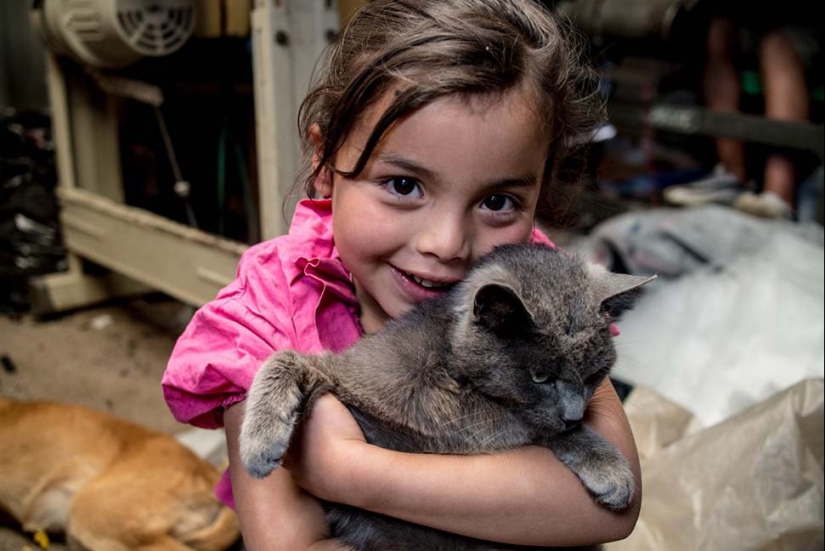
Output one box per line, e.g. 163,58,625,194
561,416,582,431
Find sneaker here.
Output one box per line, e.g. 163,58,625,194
734,191,794,220
663,164,745,207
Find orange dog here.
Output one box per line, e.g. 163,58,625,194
0,398,239,551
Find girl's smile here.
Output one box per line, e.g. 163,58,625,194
390,264,461,305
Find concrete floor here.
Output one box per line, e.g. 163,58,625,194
0,296,199,549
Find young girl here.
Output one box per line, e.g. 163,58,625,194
163,1,641,549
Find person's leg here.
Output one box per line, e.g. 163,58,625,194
759,29,810,206
664,16,748,208
705,16,747,182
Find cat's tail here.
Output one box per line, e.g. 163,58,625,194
180,505,240,551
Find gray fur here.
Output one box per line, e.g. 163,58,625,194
240,244,654,551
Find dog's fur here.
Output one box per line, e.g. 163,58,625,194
0,399,240,551
240,244,654,551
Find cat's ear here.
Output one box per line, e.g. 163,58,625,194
473,284,533,334
587,264,657,318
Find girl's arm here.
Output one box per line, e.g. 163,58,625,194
289,378,641,548
224,403,353,551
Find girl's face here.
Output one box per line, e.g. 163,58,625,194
316,89,548,334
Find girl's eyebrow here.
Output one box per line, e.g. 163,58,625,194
486,175,539,191
375,154,437,181
375,154,538,190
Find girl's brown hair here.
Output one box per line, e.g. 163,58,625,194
297,0,603,219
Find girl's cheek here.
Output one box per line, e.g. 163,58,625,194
480,221,534,253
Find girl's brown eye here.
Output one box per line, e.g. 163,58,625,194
389,177,420,196
381,176,424,199
482,194,512,211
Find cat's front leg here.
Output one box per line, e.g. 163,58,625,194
544,425,635,511
240,350,316,478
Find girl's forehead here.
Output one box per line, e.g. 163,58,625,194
350,85,548,151
337,86,549,191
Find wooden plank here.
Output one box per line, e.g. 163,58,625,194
58,187,247,307
29,256,153,315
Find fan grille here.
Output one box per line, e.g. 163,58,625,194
116,3,194,55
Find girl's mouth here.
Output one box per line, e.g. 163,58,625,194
404,272,455,290
390,266,459,302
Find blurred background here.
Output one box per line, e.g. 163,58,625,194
1,1,823,550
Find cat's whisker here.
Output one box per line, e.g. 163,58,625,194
615,335,686,348
444,409,491,424
463,413,510,442
456,427,492,441
453,417,495,433
477,428,508,449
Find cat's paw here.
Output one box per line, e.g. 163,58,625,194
548,428,637,512
576,455,636,511
239,367,304,478
239,411,297,479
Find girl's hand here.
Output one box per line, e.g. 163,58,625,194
284,393,368,502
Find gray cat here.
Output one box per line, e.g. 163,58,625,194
240,244,654,551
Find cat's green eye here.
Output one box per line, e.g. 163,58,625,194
530,370,551,384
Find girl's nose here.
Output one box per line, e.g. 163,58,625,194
414,212,471,263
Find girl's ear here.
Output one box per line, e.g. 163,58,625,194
309,124,333,197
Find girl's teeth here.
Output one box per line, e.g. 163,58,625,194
410,274,449,289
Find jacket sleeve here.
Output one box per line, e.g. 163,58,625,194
162,246,294,429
